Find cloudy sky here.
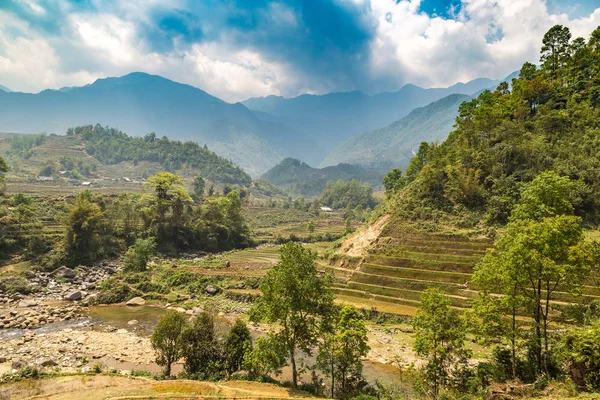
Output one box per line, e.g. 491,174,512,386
1,0,599,102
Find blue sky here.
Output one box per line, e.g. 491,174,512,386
0,0,599,101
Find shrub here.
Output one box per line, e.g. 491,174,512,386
97,281,132,304
123,237,156,273
562,321,600,391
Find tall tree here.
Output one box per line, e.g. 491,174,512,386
318,305,370,399
141,172,192,246
224,319,253,376
192,176,205,202
64,190,105,266
413,288,470,397
540,25,572,84
181,312,222,379
250,243,334,388
151,311,187,376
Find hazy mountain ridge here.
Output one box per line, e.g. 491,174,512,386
243,76,510,165
0,72,514,176
0,73,300,177
322,94,471,168
0,84,10,93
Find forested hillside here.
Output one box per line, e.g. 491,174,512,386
323,94,470,168
71,125,252,185
384,25,600,227
261,158,385,196
0,125,251,186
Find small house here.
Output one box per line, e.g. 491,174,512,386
81,181,94,187
320,206,333,212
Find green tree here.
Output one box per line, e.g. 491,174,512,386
224,319,253,376
0,155,7,195
405,142,429,183
208,184,215,197
307,219,315,234
181,312,222,379
489,216,592,374
64,190,105,266
540,25,572,83
562,321,600,391
141,172,192,247
383,168,404,196
510,171,574,222
243,335,287,379
151,311,187,376
123,237,156,272
318,305,370,399
250,243,335,388
413,289,470,397
192,176,205,202
344,216,352,234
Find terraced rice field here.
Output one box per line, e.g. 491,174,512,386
322,224,600,317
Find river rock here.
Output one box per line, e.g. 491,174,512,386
126,297,146,306
127,319,139,325
64,291,82,301
39,358,57,367
50,266,76,280
205,285,219,295
18,299,38,308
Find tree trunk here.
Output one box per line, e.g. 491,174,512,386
535,280,543,374
331,355,335,399
543,282,551,375
290,346,297,388
165,362,171,377
511,303,517,380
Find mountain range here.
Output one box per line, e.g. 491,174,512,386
321,94,471,168
0,72,513,176
0,84,11,93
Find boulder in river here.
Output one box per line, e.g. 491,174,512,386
18,299,38,308
40,358,57,367
50,266,76,280
64,291,82,301
126,297,146,306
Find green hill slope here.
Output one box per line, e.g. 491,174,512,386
261,158,385,196
0,125,252,186
322,94,470,168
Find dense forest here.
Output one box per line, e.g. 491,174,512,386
384,25,600,227
69,124,251,185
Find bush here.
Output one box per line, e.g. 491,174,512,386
97,281,132,304
158,270,198,287
18,367,40,379
123,237,155,273
562,321,600,391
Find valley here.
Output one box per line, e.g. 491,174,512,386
1,14,600,400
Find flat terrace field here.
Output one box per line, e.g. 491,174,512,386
0,374,319,400
243,207,352,243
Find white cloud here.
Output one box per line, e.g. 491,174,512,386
367,0,600,88
0,0,599,100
